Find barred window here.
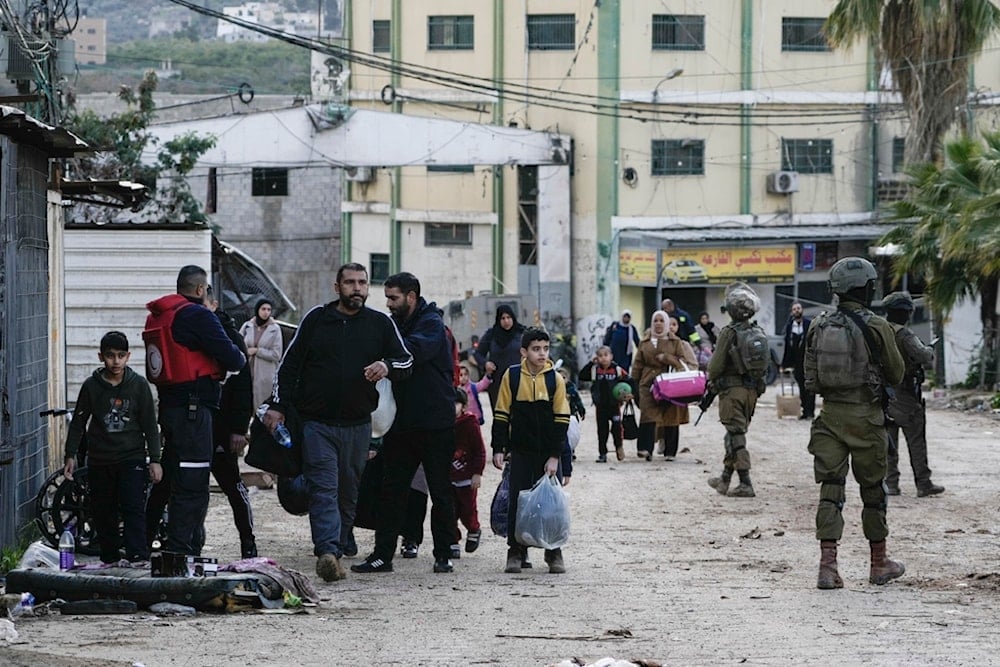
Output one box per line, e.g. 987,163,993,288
372,20,390,53
370,253,390,283
892,137,905,173
527,14,575,50
428,15,474,50
781,17,830,52
427,165,474,173
425,223,473,247
781,138,833,174
652,15,705,51
651,139,705,176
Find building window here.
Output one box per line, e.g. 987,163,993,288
87,28,96,34
651,139,705,176
370,253,390,283
428,15,474,50
781,138,833,174
251,167,289,196
892,136,905,173
425,223,473,247
427,165,474,173
651,15,705,51
86,45,96,51
372,20,390,52
206,167,217,214
527,14,575,50
781,18,830,52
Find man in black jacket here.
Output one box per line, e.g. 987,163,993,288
263,263,412,583
781,302,815,420
352,272,458,575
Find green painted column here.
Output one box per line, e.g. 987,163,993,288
492,0,506,293
739,0,752,215
595,0,620,313
390,0,402,272
867,38,878,213
341,0,354,265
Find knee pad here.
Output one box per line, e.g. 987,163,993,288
729,433,747,451
819,478,846,511
861,483,887,512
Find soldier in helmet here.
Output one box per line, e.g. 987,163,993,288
804,257,905,590
705,282,768,498
882,291,944,498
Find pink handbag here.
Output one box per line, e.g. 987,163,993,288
651,361,706,406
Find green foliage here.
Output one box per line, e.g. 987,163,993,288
0,524,41,574
991,393,1000,410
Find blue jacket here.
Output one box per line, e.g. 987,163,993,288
390,298,456,432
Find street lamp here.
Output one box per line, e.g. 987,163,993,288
652,68,684,102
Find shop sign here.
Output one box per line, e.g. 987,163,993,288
659,246,796,284
618,248,658,285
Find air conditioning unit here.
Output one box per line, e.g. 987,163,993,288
345,166,374,183
0,35,47,81
767,170,799,194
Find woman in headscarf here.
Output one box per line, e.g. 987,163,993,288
630,311,697,461
238,298,284,408
603,309,640,372
473,304,526,411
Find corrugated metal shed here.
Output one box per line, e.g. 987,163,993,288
62,225,212,405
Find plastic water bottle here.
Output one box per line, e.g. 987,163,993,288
59,528,75,570
256,405,292,448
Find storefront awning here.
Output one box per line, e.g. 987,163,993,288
618,222,903,247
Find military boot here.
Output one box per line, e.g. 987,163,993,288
707,468,733,495
869,541,905,585
916,482,944,497
727,470,756,498
885,481,901,496
817,540,844,590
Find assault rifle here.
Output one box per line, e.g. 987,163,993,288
694,387,718,426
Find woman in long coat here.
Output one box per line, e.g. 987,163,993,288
631,310,698,461
239,299,284,409
473,304,526,410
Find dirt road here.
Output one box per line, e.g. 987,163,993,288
4,392,999,666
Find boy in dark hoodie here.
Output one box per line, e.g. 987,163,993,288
64,331,161,563
579,346,636,462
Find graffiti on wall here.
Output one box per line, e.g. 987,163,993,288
575,313,614,370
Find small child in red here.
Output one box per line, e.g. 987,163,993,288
452,387,487,554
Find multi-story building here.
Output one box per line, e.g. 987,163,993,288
334,0,997,362
73,17,106,66
217,2,323,42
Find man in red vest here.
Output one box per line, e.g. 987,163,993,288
144,265,245,556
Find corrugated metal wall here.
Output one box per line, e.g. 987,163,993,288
63,227,212,405
0,139,53,550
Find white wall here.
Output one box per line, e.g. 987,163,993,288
63,227,212,405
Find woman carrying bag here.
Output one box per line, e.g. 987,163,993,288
631,311,698,461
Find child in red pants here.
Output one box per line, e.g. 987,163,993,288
451,387,487,555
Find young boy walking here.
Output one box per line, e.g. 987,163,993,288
579,346,635,462
452,388,487,554
490,327,571,574
64,331,161,563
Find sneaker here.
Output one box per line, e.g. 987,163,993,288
316,553,347,582
615,446,624,461
465,529,481,553
433,558,454,573
595,456,607,463
917,483,945,498
350,555,393,573
449,544,462,559
401,541,419,559
645,452,653,461
240,538,258,559
664,456,675,462
544,548,566,574
504,547,522,574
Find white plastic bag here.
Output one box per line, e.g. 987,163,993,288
371,378,397,438
515,475,570,549
566,415,581,452
18,540,60,569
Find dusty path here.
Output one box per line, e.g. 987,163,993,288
4,393,1000,666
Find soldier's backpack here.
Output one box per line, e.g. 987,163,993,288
729,320,770,379
809,308,877,391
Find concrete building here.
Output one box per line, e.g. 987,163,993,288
73,17,106,66
217,2,321,43
333,0,1000,381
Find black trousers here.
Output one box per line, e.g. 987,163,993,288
595,404,622,457
373,427,456,562
89,460,148,562
158,404,214,555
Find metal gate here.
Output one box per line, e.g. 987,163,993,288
0,138,53,551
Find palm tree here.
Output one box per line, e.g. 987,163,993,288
883,133,1000,387
825,0,1000,166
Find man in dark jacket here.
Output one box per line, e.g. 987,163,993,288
263,263,413,583
781,302,815,419
661,298,701,348
352,272,458,575
145,265,246,557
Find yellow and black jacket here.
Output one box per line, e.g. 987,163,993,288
490,359,570,459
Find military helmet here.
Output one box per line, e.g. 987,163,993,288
882,291,914,312
724,282,761,320
828,257,877,294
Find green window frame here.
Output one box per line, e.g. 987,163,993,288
651,139,705,176
425,223,473,247
781,17,830,52
781,138,833,174
652,14,705,51
428,15,474,50
372,20,390,53
526,14,575,51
